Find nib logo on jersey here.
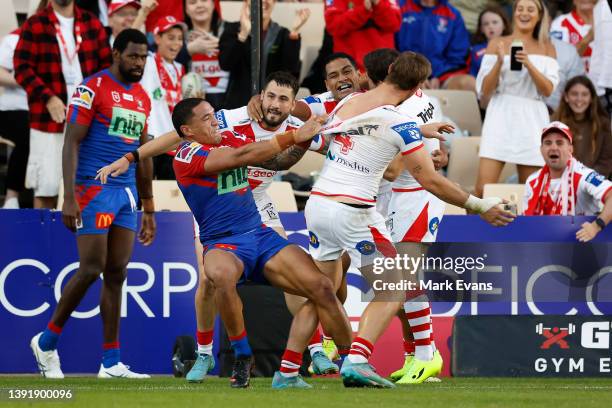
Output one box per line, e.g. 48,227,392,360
218,167,249,195
109,107,146,143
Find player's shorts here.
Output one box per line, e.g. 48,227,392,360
25,129,64,197
376,189,392,219
75,182,138,236
388,188,446,243
255,193,283,229
305,194,396,268
201,227,290,285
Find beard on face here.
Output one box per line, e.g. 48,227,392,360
262,108,288,128
119,62,144,83
54,0,74,7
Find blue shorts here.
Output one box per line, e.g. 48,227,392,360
75,182,138,236
202,227,290,285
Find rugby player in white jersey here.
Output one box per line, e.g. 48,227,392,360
304,51,515,388
363,48,448,383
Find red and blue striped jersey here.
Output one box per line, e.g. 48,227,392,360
173,130,263,242
67,69,151,186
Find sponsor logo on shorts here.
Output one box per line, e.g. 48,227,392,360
585,171,605,187
95,212,115,229
71,85,95,110
218,167,249,195
356,240,376,256
309,231,320,248
214,243,237,251
109,107,147,142
391,121,421,144
429,217,440,235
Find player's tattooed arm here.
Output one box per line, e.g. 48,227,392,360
257,144,308,171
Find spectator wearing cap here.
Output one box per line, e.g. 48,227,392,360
219,0,308,109
184,0,228,111
396,0,473,90
523,121,612,241
324,0,401,72
140,16,187,180
107,0,141,47
144,0,183,33
13,0,111,209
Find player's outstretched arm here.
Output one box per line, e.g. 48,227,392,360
136,131,156,246
256,144,309,171
204,116,324,174
96,131,182,183
62,123,89,232
419,122,454,141
576,190,612,242
403,148,516,226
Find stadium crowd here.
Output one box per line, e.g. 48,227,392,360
0,0,611,389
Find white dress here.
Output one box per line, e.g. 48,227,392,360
477,54,559,166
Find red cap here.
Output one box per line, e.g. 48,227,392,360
542,121,573,143
153,16,188,36
108,0,141,16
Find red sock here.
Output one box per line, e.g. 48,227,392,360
196,330,214,355
348,336,373,363
307,327,322,354
47,322,63,334
279,349,302,377
403,339,415,355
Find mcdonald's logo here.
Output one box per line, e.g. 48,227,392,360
95,212,115,229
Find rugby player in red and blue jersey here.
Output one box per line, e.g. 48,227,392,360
30,29,155,379
97,98,354,388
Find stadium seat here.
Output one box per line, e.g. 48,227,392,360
424,90,482,136
0,0,18,37
153,180,190,211
483,183,525,214
447,137,517,191
220,1,324,81
287,150,324,179
266,181,298,212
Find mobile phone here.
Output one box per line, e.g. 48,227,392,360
503,203,518,216
510,40,523,71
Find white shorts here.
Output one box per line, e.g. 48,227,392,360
376,189,392,219
388,188,446,243
255,193,283,229
25,128,64,197
305,194,395,268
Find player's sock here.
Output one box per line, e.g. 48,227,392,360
307,327,323,357
338,346,349,364
38,322,62,351
279,349,302,378
403,338,415,357
102,342,120,368
430,333,437,353
347,336,373,364
196,330,214,356
229,330,252,358
404,299,433,361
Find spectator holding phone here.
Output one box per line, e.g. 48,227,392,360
475,0,559,197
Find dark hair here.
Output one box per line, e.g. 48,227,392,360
183,0,222,36
472,5,511,44
113,29,148,53
552,75,609,157
323,52,358,78
263,71,299,97
173,98,206,138
364,48,399,85
385,51,431,91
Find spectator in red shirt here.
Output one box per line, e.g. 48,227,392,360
13,0,111,209
325,0,402,72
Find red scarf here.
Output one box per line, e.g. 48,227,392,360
154,53,184,113
525,158,577,215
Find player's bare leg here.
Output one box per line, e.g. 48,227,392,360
264,245,352,388
203,249,254,388
186,238,217,383
97,225,149,378
31,233,108,378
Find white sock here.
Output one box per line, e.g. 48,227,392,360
198,342,212,355
404,299,433,361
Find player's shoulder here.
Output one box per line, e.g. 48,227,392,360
220,129,254,146
215,107,250,130
576,162,609,187
175,141,208,165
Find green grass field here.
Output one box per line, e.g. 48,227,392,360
1,376,611,407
